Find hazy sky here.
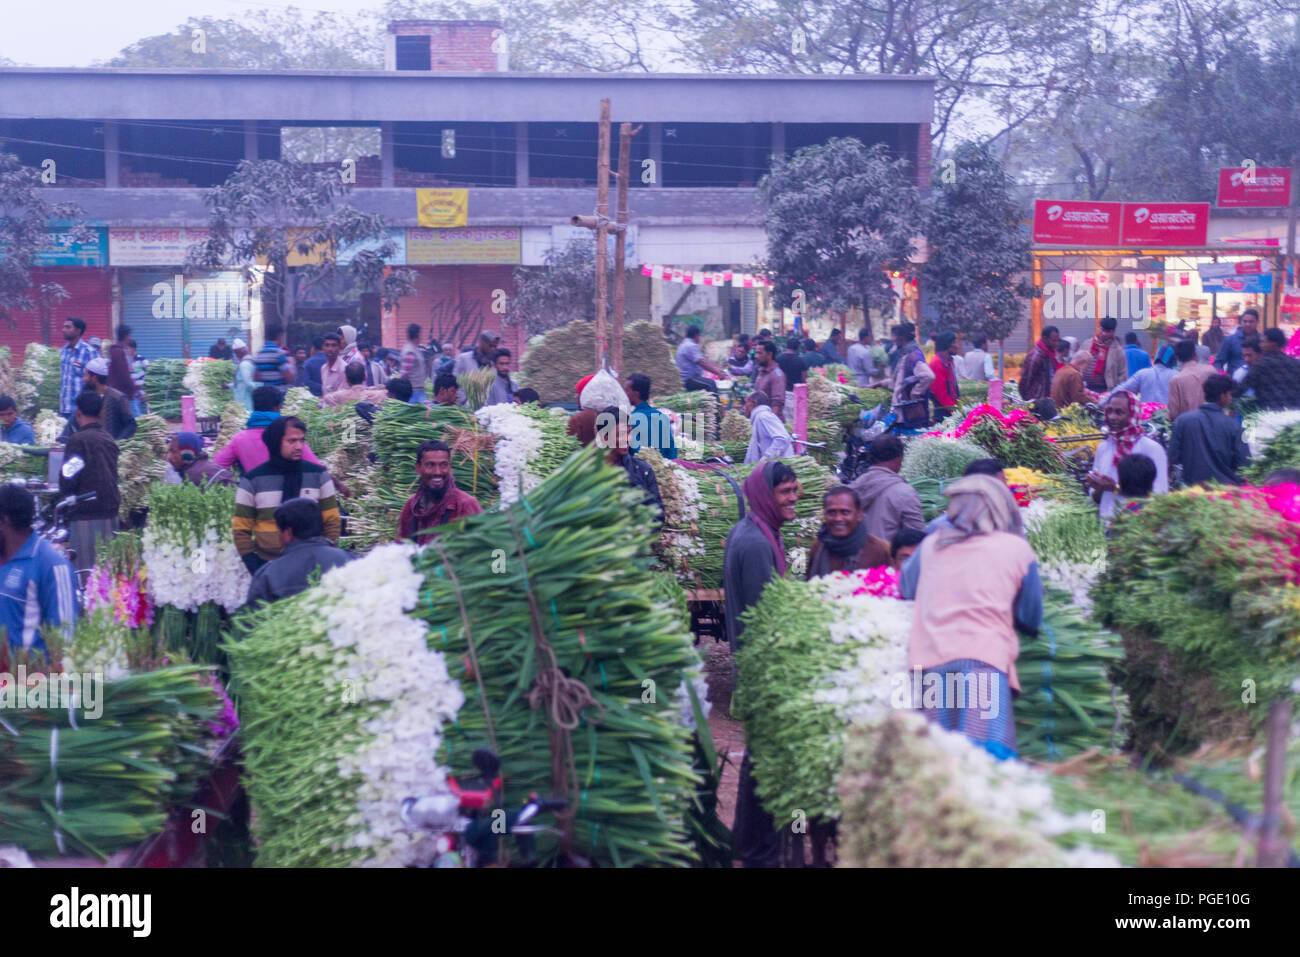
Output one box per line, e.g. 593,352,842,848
0,0,390,66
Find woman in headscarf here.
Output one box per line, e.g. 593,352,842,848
723,460,800,867
928,330,962,418
898,474,1043,760
338,324,360,366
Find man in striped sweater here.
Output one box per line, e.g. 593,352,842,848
233,415,342,573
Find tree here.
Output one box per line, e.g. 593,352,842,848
187,160,415,337
923,141,1031,343
0,152,93,340
658,0,1089,151
505,236,623,337
756,138,920,325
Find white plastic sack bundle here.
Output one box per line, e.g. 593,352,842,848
579,368,631,413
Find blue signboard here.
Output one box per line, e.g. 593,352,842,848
33,227,109,266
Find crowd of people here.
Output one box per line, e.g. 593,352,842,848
8,311,1300,869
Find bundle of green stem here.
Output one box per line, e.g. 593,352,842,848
655,390,719,443
143,359,190,420
405,446,701,866
1047,742,1300,866
803,419,842,469
719,410,751,443
116,415,170,521
646,455,833,588
210,401,249,459
373,400,499,507
458,366,497,411
18,343,60,418
518,319,681,403
0,441,46,484
0,665,220,860
1016,591,1125,761
182,359,235,418
288,400,373,488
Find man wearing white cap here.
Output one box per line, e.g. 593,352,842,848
60,356,136,441
232,338,257,412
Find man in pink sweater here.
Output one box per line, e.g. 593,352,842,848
898,474,1042,761
213,386,323,475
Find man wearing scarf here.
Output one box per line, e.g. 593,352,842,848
723,460,800,867
899,474,1043,760
1084,390,1168,519
233,415,341,573
214,386,324,476
1018,325,1060,401
805,486,891,578
339,324,361,366
1080,316,1127,392
397,440,483,544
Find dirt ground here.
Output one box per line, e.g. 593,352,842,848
700,637,744,831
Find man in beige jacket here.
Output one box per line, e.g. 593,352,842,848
1166,339,1219,421
1079,317,1127,392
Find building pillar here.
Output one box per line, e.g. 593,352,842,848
381,122,395,187
770,122,785,163
515,121,529,187
243,120,259,161
103,120,120,188
648,123,663,189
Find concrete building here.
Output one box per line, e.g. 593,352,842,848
0,20,936,358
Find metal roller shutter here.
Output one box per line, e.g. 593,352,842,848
0,267,112,354
399,265,520,356
120,269,185,360
186,270,251,357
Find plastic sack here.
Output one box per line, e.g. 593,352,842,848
578,368,631,413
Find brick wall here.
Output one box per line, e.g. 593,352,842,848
916,123,932,188
391,21,499,72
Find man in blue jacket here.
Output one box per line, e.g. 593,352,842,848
0,484,77,652
1214,309,1260,376
0,396,36,445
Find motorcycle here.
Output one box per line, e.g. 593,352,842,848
399,748,573,868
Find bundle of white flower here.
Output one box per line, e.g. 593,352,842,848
226,545,466,867
17,342,55,415
639,452,707,573
141,483,249,613
475,402,544,505
734,573,915,822
34,409,62,447
839,709,1119,867
1243,409,1300,458
1023,497,1107,613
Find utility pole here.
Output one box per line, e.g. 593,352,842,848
595,99,611,370
569,99,628,371
612,122,643,374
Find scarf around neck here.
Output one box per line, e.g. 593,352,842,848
266,450,304,499
741,463,788,577
816,518,868,559
246,410,279,430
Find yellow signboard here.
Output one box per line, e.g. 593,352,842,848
417,189,469,228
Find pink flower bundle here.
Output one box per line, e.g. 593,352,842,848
927,404,1037,441
840,564,901,599
85,565,154,631
203,673,240,738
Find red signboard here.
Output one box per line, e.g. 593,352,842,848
1120,202,1209,246
1032,200,1122,245
1217,167,1291,208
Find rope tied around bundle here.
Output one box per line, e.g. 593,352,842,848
507,511,605,855
444,424,498,497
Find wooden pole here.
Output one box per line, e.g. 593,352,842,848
595,99,611,370
1256,699,1291,868
613,122,642,375
1031,255,1043,351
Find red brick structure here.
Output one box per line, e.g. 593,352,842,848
386,20,503,72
